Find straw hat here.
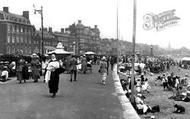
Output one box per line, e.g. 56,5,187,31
102,56,106,60
32,53,38,58
150,116,155,119
136,93,142,97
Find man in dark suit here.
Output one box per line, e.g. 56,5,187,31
69,55,78,82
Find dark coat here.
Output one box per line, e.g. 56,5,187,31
22,64,29,80
48,66,65,94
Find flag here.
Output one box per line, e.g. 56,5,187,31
33,4,35,9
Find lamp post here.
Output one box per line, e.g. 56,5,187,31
116,0,119,71
73,42,76,55
131,0,137,104
34,6,44,55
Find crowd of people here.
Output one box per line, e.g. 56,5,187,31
118,55,190,116
0,53,118,98
117,55,180,115
118,55,176,74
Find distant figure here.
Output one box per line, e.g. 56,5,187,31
69,55,78,82
1,66,9,81
22,62,29,83
110,56,115,71
16,57,25,83
28,64,32,80
31,53,41,83
81,56,87,74
99,56,108,85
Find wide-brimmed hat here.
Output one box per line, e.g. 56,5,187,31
32,53,39,58
102,56,106,60
136,93,142,97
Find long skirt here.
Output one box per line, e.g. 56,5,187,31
17,71,23,81
48,73,59,94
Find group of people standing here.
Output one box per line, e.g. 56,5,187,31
14,53,117,98
16,53,41,83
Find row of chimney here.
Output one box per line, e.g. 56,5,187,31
3,7,29,19
2,7,98,32
77,20,98,28
40,27,66,33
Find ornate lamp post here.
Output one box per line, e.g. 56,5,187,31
34,6,44,55
131,0,137,103
73,42,76,55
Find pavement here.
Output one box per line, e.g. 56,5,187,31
0,65,123,119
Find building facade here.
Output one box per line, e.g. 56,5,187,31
33,27,57,54
0,7,35,55
66,20,101,55
53,28,75,53
0,7,158,56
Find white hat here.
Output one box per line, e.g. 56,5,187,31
136,93,142,97
32,53,37,56
102,56,106,60
32,53,39,58
150,116,155,119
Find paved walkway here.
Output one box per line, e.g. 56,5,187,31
0,65,123,119
112,64,141,119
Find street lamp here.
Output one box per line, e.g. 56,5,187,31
73,42,76,55
34,5,44,55
116,0,119,71
131,0,137,104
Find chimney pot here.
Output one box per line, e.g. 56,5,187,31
23,11,29,19
78,20,81,24
49,27,52,33
61,28,64,33
3,7,9,13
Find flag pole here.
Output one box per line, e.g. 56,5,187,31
116,0,119,71
131,0,137,104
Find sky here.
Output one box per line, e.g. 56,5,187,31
0,0,189,49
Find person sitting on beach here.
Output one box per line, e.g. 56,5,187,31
142,78,151,93
135,93,151,114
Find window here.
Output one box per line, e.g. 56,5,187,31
6,46,10,54
7,24,10,33
16,36,19,43
24,47,27,54
20,37,23,43
25,38,27,43
7,36,10,43
21,27,23,33
23,28,25,33
0,13,4,20
12,36,15,43
12,25,15,33
10,25,12,32
28,38,31,44
17,26,19,33
12,47,15,53
28,48,31,54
